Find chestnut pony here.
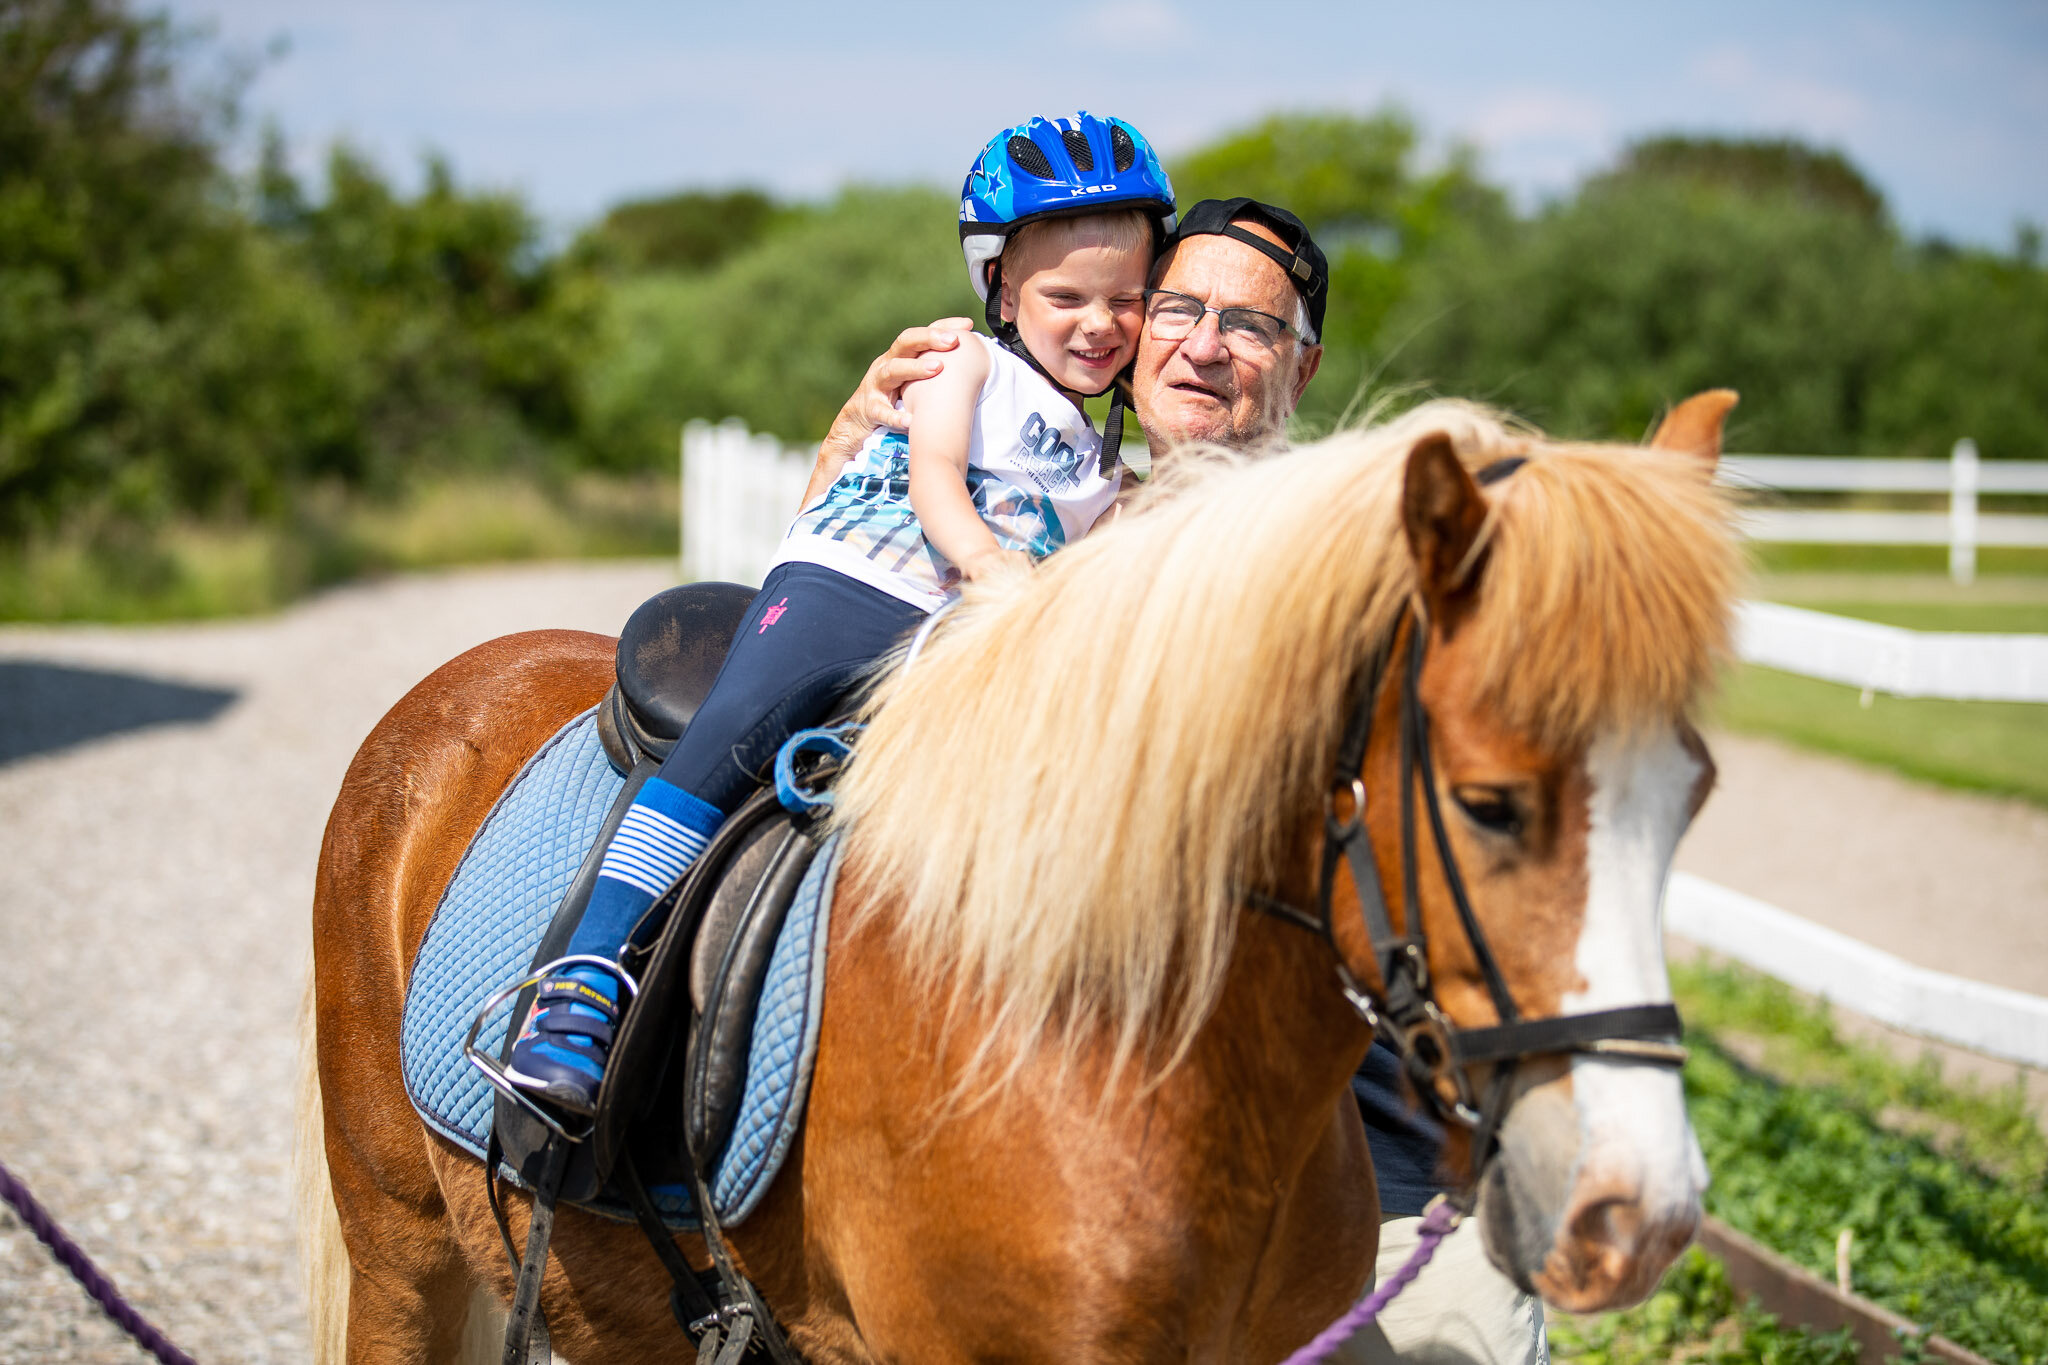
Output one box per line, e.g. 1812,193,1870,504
301,394,1742,1362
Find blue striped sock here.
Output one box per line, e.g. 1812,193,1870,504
567,778,725,959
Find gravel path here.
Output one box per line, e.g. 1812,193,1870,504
0,561,2040,1361
1675,730,2048,997
0,563,672,1364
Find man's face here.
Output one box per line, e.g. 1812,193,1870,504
1130,229,1323,452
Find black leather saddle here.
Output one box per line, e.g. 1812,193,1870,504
492,581,834,1208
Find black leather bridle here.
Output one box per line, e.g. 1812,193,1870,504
1248,459,1688,1196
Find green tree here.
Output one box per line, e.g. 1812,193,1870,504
0,0,348,530
1169,110,1511,431
257,138,595,486
1383,176,1904,450
1378,136,2048,459
1601,134,1889,224
583,186,973,465
577,188,792,273
1868,242,2048,460
1171,109,1422,243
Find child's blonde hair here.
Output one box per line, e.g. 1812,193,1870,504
999,208,1154,281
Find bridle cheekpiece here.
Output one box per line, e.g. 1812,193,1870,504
1248,457,1687,1201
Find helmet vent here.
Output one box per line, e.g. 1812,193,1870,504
1061,128,1095,173
1007,135,1056,180
1110,124,1136,172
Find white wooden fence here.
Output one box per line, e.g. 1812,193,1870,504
1665,874,2048,1070
1737,601,2048,703
1723,441,2048,585
682,420,2048,702
681,419,818,586
684,423,2048,590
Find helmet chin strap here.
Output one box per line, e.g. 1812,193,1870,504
984,263,1130,477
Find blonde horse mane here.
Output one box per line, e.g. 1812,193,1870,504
830,400,1742,1086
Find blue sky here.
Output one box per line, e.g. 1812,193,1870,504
170,0,2047,249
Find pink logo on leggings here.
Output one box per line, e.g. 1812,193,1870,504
758,597,790,633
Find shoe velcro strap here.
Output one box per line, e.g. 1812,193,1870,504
533,1007,617,1049
537,976,620,1016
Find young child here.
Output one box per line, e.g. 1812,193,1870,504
503,112,1177,1115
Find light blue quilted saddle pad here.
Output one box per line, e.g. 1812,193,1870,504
398,707,840,1226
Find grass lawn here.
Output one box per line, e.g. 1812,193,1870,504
0,472,680,622
1710,570,2048,807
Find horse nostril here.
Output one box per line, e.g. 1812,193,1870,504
1569,1196,1643,1288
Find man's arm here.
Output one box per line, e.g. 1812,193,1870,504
801,318,976,510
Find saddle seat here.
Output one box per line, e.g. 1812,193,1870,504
597,579,758,771
493,580,839,1214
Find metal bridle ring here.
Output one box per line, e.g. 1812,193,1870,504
1325,777,1367,836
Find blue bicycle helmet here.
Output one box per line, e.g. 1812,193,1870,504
959,112,1177,306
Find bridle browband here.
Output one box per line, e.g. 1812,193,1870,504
1247,456,1687,1201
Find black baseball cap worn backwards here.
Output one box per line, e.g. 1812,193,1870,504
1163,197,1329,340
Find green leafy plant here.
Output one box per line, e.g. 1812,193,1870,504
1557,965,2046,1361
1551,1247,1862,1363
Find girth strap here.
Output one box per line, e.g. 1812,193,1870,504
613,1148,725,1342
686,1154,801,1364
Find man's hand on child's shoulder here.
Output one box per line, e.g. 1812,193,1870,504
819,318,976,463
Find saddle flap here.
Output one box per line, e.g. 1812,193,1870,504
591,788,798,1169
689,818,795,1016
685,820,821,1173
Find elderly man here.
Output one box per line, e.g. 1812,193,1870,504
801,198,1546,1365
808,197,1324,495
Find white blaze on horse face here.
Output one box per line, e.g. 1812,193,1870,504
1566,727,1708,1221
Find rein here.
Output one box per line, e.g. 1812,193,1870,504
1279,1197,1463,1365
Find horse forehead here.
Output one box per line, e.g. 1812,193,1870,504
1563,726,1701,1009
1584,727,1703,831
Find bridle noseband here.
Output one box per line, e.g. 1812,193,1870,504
1249,458,1687,1198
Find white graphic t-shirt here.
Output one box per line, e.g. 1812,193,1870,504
772,332,1119,611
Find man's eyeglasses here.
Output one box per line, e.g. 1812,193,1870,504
1144,289,1298,354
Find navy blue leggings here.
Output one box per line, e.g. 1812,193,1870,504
656,562,928,813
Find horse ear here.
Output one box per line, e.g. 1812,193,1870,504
1649,389,1739,471
1403,432,1489,621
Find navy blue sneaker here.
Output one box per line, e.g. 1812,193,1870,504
502,965,624,1117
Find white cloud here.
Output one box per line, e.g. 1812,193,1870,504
1469,89,1611,146
1692,42,1757,89
1687,42,1868,138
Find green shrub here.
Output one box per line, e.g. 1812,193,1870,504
581,186,975,464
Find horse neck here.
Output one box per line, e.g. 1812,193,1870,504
1176,909,1376,1173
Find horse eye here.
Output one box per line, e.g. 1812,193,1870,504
1453,787,1523,838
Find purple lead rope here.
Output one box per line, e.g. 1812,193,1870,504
4,1137,1457,1365
0,1157,199,1365
1280,1197,1463,1365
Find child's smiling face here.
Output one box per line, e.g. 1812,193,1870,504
1000,225,1150,400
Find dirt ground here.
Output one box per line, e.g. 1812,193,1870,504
0,560,2040,1362
1674,730,2048,997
